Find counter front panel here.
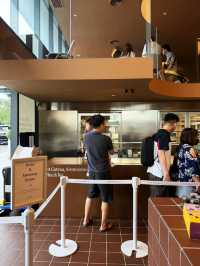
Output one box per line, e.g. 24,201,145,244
41,158,149,219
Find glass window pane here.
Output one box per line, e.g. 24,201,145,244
53,17,59,52
62,37,66,53
40,0,49,50
0,0,11,26
18,0,34,36
32,36,39,57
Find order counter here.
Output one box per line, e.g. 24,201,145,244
41,157,149,219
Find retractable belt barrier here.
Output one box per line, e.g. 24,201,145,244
48,177,200,259
0,177,199,265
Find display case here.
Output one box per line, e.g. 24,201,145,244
116,141,142,159
189,112,200,132
79,113,122,153
189,112,200,152
160,112,186,154
120,110,159,160
160,112,185,143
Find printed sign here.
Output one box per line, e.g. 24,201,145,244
12,156,47,209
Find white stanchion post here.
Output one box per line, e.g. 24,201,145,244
49,176,78,257
121,177,148,258
23,207,34,266
61,175,66,249
132,176,138,251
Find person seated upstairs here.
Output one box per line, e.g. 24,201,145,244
110,40,123,58
174,128,200,198
160,44,177,80
122,43,135,58
162,44,177,70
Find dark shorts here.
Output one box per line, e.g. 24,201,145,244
148,173,169,197
87,171,113,203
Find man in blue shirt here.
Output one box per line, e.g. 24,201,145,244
83,115,114,232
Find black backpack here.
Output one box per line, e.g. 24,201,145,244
141,136,155,167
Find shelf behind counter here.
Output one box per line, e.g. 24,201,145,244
43,157,149,219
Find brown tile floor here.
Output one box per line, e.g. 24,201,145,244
0,218,148,266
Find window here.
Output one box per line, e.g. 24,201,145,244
18,0,34,38
62,36,66,53
0,0,67,56
40,0,49,50
0,0,11,26
53,17,59,52
32,36,40,58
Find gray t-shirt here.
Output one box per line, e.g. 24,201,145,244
84,131,113,172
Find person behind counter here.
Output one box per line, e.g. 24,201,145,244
147,113,180,197
83,114,114,232
85,118,93,133
82,118,93,157
171,128,200,198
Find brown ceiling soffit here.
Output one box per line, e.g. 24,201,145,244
0,58,153,81
149,79,200,99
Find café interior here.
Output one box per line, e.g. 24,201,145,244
0,0,200,265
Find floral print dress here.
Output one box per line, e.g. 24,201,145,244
177,144,200,182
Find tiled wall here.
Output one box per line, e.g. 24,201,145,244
148,197,200,266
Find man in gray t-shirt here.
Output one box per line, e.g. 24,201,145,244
83,115,114,232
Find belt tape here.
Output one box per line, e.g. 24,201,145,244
65,177,199,187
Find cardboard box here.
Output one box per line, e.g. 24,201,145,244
12,145,41,159
183,203,200,239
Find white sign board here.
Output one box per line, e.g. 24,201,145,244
11,156,47,209
19,94,35,133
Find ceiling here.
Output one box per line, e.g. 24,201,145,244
0,58,164,102
52,0,200,64
1,79,168,102
52,0,146,58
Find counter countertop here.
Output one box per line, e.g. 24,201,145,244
48,157,140,166
111,157,140,165
48,157,84,166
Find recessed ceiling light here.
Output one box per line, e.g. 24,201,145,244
112,94,117,97
73,14,78,17
110,0,122,6
162,12,167,16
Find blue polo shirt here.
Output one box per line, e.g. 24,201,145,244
84,131,113,173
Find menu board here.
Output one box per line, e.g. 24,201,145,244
11,156,47,209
